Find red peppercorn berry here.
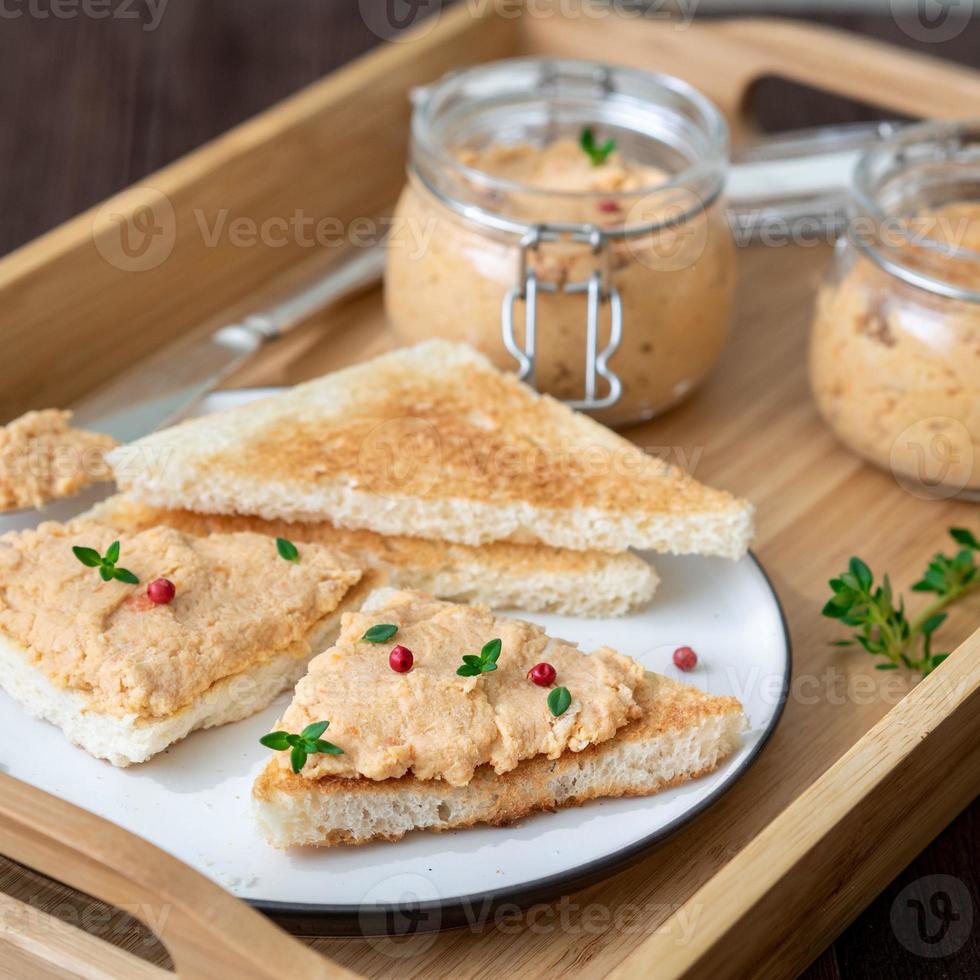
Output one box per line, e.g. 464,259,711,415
147,578,176,605
673,646,698,671
527,662,557,687
389,644,414,673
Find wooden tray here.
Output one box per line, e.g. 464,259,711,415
2,7,980,978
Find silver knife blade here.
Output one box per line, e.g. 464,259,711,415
71,244,386,443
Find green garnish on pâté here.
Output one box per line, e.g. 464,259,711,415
822,527,979,677
72,540,139,585
456,638,501,677
580,127,616,166
276,537,300,562
547,686,572,717
361,623,399,643
260,720,343,773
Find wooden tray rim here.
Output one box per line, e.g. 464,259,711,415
1,6,980,977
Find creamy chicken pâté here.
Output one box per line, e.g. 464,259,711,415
275,590,645,786
0,521,362,719
810,202,980,493
0,410,117,511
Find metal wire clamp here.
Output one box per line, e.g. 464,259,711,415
501,224,623,410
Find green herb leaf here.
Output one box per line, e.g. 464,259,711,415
481,638,502,664
311,739,344,755
276,537,300,562
301,721,329,741
849,557,872,592
950,528,980,550
105,540,120,564
579,127,616,166
456,664,481,677
821,599,848,619
361,623,399,643
289,744,308,773
259,731,291,751
875,663,899,670
547,686,572,717
72,546,103,567
99,565,113,582
112,567,140,585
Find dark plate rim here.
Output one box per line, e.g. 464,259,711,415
250,551,793,937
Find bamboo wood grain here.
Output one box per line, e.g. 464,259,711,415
1,8,979,979
0,775,355,979
0,891,168,980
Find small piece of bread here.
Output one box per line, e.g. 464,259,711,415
0,409,117,512
252,671,745,847
108,341,754,558
84,496,659,617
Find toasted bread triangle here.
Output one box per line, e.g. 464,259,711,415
252,671,745,847
109,341,753,557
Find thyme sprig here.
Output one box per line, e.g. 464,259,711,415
72,541,139,585
260,721,343,773
456,638,501,677
822,527,979,676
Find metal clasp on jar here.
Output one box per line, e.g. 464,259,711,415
501,224,623,411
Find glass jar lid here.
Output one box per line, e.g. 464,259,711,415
409,57,729,239
849,119,980,303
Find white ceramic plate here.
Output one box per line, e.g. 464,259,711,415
0,390,790,935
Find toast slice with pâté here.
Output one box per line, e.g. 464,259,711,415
253,670,745,847
251,588,745,847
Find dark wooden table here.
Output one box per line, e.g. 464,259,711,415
0,2,977,977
